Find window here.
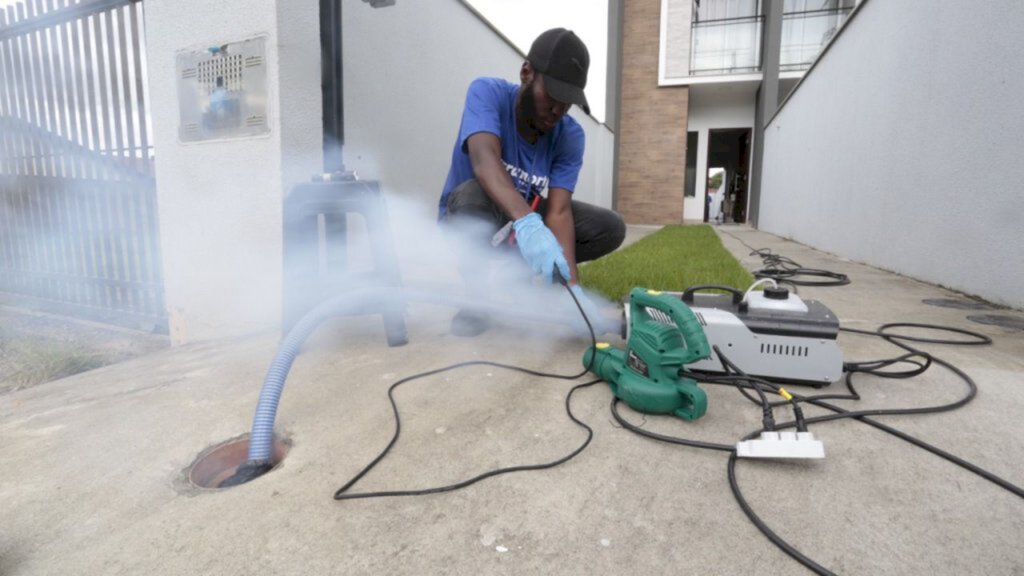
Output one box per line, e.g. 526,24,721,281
690,0,765,75
684,132,699,197
689,0,855,75
781,0,855,71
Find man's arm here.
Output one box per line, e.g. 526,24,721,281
466,130,571,285
545,187,578,285
466,132,532,221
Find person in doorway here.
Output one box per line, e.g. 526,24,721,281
438,28,625,337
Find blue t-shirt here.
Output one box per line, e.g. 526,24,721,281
438,77,585,218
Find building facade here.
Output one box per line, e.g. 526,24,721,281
614,0,855,224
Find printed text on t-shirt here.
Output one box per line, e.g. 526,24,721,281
503,160,549,195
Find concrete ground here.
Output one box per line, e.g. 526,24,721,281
2,225,1023,575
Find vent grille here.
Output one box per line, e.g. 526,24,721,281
643,307,708,328
644,307,675,327
760,343,809,357
198,54,245,91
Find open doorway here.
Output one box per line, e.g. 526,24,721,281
705,168,726,223
704,128,752,224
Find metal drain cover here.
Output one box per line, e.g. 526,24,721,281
188,434,289,489
922,298,993,311
966,314,1024,331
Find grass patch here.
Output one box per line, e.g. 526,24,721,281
579,224,754,302
1,338,109,391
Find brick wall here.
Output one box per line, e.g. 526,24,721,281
617,0,689,224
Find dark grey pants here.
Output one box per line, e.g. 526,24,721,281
443,179,626,263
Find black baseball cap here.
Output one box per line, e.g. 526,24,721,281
527,28,590,115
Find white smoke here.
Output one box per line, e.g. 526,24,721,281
329,187,621,343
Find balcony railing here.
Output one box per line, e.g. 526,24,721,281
780,7,853,71
689,7,853,76
690,15,764,76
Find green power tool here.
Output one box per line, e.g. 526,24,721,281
582,288,712,420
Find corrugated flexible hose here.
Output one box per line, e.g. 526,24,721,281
221,286,606,487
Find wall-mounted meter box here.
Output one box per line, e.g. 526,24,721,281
176,36,269,142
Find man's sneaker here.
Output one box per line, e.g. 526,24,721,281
450,308,489,337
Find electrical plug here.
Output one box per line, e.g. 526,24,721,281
736,431,825,459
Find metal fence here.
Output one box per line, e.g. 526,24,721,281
0,0,164,328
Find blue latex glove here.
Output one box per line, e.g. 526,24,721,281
512,212,570,284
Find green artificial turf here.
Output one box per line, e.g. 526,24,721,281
578,225,754,302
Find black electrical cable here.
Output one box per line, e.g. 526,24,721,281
609,397,734,452
610,358,808,453
713,345,771,407
680,347,805,431
723,323,1019,576
717,229,850,287
334,377,601,500
725,448,836,575
621,318,1019,575
712,344,808,432
700,348,931,410
751,248,851,287
843,350,932,379
334,282,601,501
327,262,1017,573
855,322,992,346
694,236,1014,570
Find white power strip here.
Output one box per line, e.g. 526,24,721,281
736,431,825,459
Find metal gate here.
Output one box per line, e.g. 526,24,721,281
0,0,163,328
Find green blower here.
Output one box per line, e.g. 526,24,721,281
583,288,712,421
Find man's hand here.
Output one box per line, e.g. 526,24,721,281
512,213,571,283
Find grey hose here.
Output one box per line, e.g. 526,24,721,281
226,286,603,486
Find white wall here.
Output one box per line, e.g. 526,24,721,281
145,0,321,344
684,87,755,221
660,0,692,81
342,0,615,213
759,0,1024,308
143,0,613,343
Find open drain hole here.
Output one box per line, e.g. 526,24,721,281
189,434,290,489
